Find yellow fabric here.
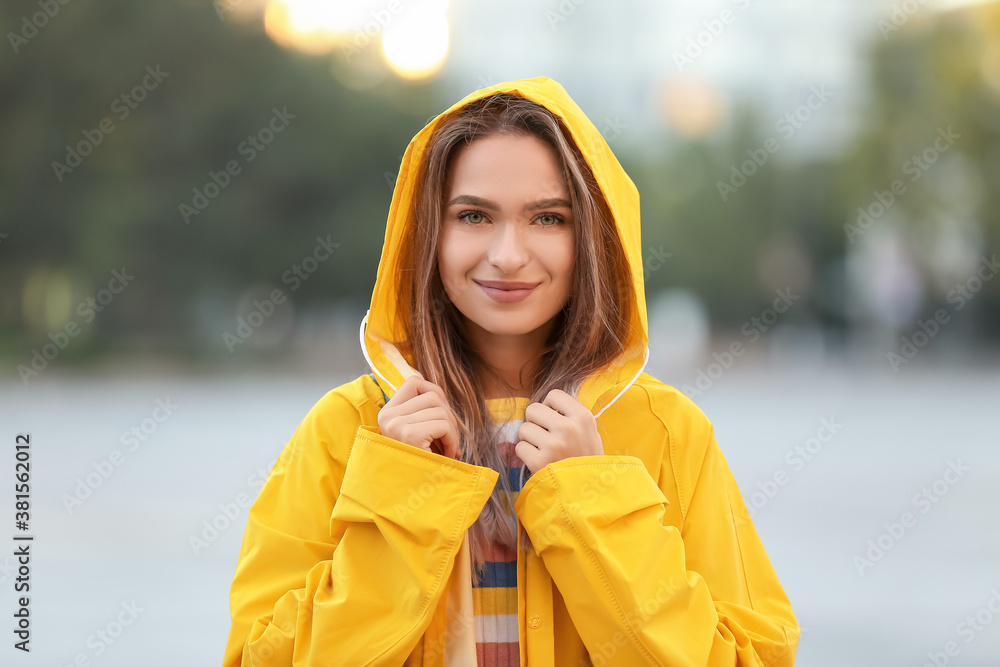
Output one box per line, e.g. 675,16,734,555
222,76,800,666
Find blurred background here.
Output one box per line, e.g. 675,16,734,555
1,0,999,664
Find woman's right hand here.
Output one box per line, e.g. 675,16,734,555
376,375,462,459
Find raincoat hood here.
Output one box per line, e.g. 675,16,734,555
359,76,649,417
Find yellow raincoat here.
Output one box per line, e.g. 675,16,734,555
222,77,800,666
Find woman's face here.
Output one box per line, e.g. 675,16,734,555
438,133,575,344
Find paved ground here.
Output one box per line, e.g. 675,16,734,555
1,359,997,666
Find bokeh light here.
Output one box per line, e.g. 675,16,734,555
381,1,449,81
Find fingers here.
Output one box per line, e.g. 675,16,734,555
515,391,591,473
518,420,553,450
383,376,462,460
400,392,461,458
388,375,444,406
514,440,542,474
437,425,461,460
524,401,560,432
409,376,449,405
541,389,576,416
386,375,422,408
415,408,460,460
387,389,439,417
387,378,447,420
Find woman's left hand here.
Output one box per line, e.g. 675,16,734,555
514,389,604,474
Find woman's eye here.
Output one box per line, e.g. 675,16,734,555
459,210,485,225
537,214,564,226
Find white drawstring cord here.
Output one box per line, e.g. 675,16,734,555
363,307,649,485
593,344,650,419
359,310,398,393
362,306,648,419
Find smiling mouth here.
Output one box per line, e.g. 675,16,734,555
474,280,540,290
474,280,538,303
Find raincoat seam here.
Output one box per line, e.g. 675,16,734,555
353,434,486,478
541,461,645,472
682,425,716,541
635,383,685,522
669,421,685,523
547,467,663,666
513,460,647,515
725,475,756,609
342,386,378,428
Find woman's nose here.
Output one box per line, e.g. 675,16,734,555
487,222,530,273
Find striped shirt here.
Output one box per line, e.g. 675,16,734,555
473,397,532,667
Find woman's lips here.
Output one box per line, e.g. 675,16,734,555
475,280,538,303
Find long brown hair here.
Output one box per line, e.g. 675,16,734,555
393,92,636,577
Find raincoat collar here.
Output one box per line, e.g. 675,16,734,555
359,76,649,418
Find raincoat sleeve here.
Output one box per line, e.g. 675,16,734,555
222,388,499,666
514,387,799,666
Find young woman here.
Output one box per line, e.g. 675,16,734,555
223,77,800,666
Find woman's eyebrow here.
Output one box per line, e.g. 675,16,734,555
446,194,572,211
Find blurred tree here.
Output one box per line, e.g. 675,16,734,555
837,4,1000,335
0,0,444,359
